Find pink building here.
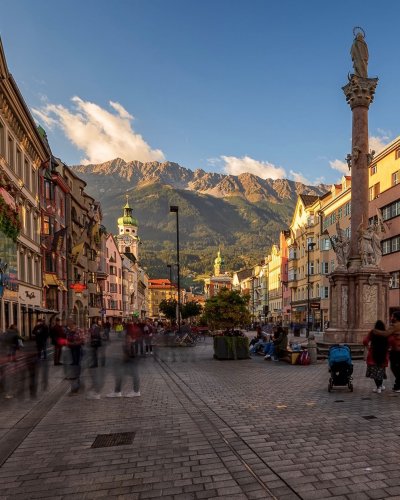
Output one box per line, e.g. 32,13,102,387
104,234,123,323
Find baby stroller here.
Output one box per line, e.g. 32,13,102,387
328,344,353,392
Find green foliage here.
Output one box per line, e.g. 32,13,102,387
202,289,250,330
159,298,177,320
181,301,202,320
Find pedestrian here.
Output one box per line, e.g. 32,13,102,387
32,319,49,360
363,320,389,393
88,320,102,368
388,311,400,393
50,318,65,365
107,318,140,398
104,320,111,341
65,319,85,394
144,320,153,355
3,324,21,362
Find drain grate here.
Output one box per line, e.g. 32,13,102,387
362,415,377,420
334,400,344,403
361,397,372,401
91,432,135,448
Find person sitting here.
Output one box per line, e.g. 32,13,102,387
271,326,288,361
249,327,268,355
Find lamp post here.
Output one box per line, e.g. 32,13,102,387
281,280,288,327
307,242,316,337
169,206,181,333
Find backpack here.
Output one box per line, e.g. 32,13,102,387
299,349,311,366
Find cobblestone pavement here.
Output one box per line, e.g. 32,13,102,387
1,338,400,499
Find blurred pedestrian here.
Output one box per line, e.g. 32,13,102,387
107,318,140,398
388,311,400,393
50,318,65,365
32,319,49,360
104,320,111,341
65,319,85,394
363,320,389,394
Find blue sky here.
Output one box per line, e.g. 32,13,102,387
1,0,400,185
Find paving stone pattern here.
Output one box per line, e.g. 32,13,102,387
1,338,400,499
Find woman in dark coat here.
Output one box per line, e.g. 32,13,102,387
363,320,389,393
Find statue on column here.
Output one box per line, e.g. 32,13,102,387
330,222,350,269
351,28,369,78
357,211,386,267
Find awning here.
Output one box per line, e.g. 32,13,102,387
21,305,59,314
43,273,68,291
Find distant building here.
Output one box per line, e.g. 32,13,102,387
204,249,232,298
115,196,148,319
148,279,177,319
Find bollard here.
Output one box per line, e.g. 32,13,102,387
307,334,318,364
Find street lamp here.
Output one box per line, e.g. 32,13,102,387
169,206,181,333
307,242,316,337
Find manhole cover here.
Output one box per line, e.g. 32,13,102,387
91,432,135,448
362,415,377,420
334,400,344,403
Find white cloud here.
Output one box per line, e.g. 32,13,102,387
32,97,165,164
329,159,348,175
220,155,286,180
369,131,391,154
289,170,325,186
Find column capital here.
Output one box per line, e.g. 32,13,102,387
342,75,378,109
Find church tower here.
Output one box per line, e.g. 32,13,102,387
116,195,139,260
214,248,224,276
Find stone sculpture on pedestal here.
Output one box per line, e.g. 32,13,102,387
324,29,390,344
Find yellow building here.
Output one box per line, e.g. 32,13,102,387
267,245,282,323
147,279,177,319
368,136,400,316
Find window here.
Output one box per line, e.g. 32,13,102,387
369,183,380,201
43,216,54,235
19,251,25,282
321,262,329,274
396,149,400,160
45,252,56,273
331,260,335,272
337,207,342,220
382,240,391,255
344,202,351,216
24,160,30,189
8,136,14,168
390,271,400,289
370,164,377,175
321,238,330,251
31,167,36,193
110,283,117,293
109,265,117,275
393,171,400,186
44,180,54,200
0,121,5,157
321,286,329,299
309,262,314,275
16,149,22,179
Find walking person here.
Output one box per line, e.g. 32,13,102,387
363,320,389,393
32,319,49,360
107,318,141,398
104,320,111,341
50,318,65,366
388,311,400,393
65,319,85,394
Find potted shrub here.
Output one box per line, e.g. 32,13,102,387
202,289,250,360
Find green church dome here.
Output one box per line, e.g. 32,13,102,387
118,197,138,227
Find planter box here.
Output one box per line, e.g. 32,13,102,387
213,336,249,360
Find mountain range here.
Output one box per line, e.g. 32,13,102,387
73,159,328,285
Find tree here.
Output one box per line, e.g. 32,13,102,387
159,298,177,320
181,301,202,320
202,288,250,331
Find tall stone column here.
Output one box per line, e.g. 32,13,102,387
343,76,378,267
324,31,390,344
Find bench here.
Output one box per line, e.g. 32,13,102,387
280,350,301,364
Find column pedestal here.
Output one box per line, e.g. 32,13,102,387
324,269,390,344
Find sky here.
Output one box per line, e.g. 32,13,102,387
1,0,400,185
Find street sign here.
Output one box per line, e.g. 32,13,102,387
310,303,320,310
